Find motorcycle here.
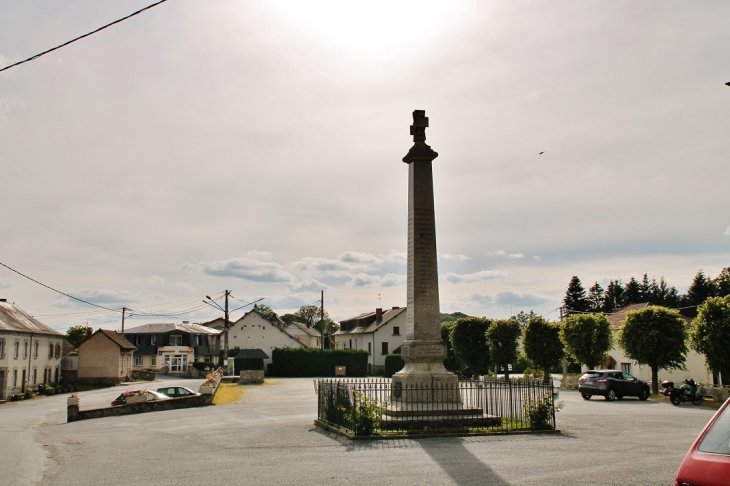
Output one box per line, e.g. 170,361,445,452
662,378,704,406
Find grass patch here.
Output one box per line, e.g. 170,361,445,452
212,383,244,405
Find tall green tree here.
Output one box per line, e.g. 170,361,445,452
293,304,329,328
253,304,277,320
587,282,605,312
513,310,536,330
559,314,613,370
690,296,730,384
66,325,91,348
485,319,522,379
685,270,716,306
449,317,491,377
713,267,730,298
523,316,564,381
639,274,651,302
619,306,688,394
564,276,589,315
623,277,642,305
603,279,624,312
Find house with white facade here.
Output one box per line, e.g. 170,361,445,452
124,321,220,374
201,306,306,373
604,303,711,384
284,321,322,348
0,299,66,399
334,307,406,372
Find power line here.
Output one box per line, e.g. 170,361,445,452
0,261,121,312
0,0,168,73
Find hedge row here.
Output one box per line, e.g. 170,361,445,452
271,347,369,377
383,354,405,378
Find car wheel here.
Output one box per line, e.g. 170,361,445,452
581,393,591,400
639,389,650,401
692,394,704,405
605,389,616,401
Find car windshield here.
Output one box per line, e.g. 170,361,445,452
697,404,730,455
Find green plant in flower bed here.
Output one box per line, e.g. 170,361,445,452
523,396,563,430
350,392,386,436
323,384,351,428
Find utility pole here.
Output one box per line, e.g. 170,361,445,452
320,290,324,349
224,290,230,370
121,307,126,333
560,306,567,378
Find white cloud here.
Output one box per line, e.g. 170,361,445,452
488,250,524,259
57,288,138,307
532,256,542,261
347,273,406,288
495,291,549,307
174,282,195,292
441,253,470,261
339,251,383,266
148,275,165,284
470,294,494,306
724,226,730,236
444,270,507,284
288,279,329,292
200,256,295,283
0,278,12,289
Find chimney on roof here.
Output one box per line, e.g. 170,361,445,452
182,321,189,324
0,298,7,302
376,308,383,321
87,328,93,338
392,306,399,310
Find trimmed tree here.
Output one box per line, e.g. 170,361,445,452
449,317,491,377
559,314,613,370
485,319,522,379
690,296,730,385
523,316,564,381
441,322,464,373
619,306,688,394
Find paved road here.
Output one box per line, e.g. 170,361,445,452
0,378,720,485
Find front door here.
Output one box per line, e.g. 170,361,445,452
0,370,5,400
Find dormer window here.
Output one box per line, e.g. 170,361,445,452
170,335,182,346
150,335,157,345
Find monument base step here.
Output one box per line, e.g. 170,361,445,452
380,414,502,430
385,402,483,417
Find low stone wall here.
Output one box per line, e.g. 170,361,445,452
130,370,156,381
75,377,123,388
68,394,214,422
699,386,730,402
239,370,264,384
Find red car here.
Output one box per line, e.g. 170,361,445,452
675,397,730,486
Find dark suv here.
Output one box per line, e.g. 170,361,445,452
578,369,650,401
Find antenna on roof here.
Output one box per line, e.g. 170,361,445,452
378,293,382,308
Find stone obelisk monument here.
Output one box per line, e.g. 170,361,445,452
391,110,459,402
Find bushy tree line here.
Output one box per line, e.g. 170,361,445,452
564,267,730,315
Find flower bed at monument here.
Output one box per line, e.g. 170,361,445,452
315,377,560,438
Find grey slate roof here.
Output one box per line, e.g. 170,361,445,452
335,307,406,335
234,349,269,360
0,301,63,336
124,322,222,335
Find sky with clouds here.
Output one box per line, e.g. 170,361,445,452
1,0,728,333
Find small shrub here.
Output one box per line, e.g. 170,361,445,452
351,391,386,436
524,396,563,430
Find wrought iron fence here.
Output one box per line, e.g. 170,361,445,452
315,377,556,437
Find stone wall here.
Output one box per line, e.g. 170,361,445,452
67,394,214,422
239,370,264,384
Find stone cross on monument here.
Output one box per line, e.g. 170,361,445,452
391,110,459,402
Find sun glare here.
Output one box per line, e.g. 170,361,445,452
262,1,475,59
